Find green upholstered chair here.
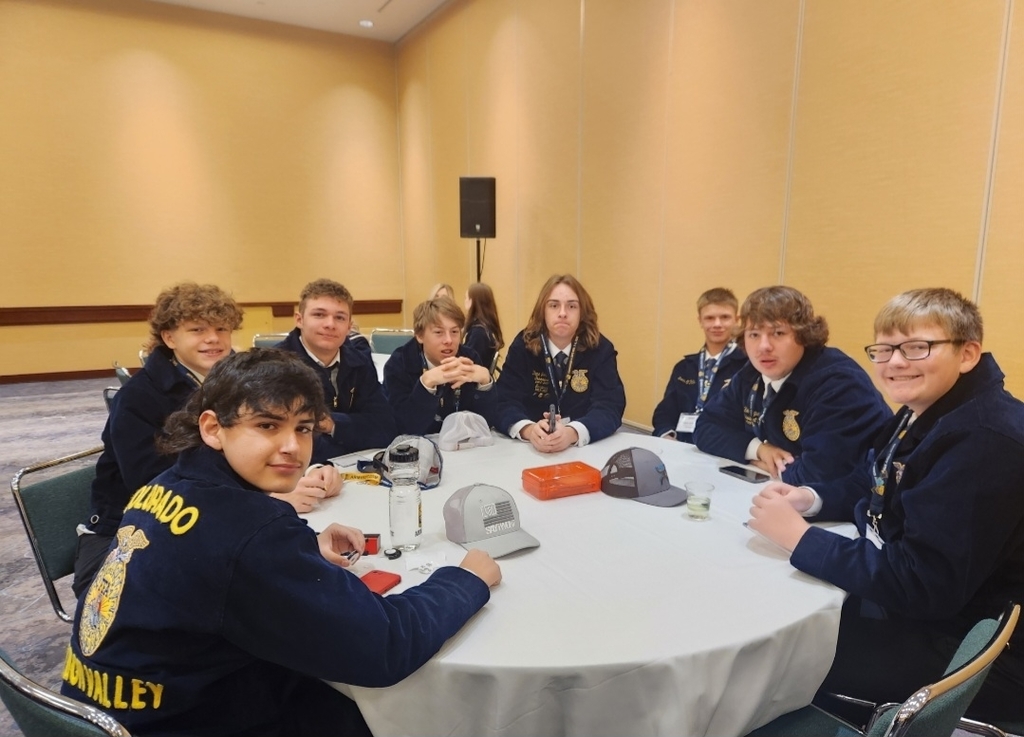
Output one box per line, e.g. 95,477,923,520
370,328,414,355
10,447,104,622
958,717,1024,737
111,362,131,386
0,646,130,737
746,603,1020,737
251,332,290,349
101,387,118,412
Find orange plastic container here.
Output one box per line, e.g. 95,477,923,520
521,461,602,501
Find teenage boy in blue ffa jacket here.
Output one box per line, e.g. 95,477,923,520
748,288,1024,725
383,296,496,435
693,285,890,485
495,274,626,453
62,349,501,737
652,287,747,443
73,284,342,598
277,279,397,460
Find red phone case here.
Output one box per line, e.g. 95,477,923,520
360,570,401,595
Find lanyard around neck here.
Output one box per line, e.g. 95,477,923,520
540,336,578,414
696,342,735,411
746,377,777,438
867,407,913,534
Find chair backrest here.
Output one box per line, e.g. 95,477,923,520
489,351,503,381
251,332,289,349
866,603,1020,737
102,387,118,412
111,362,131,387
0,647,131,737
10,447,104,622
370,328,415,355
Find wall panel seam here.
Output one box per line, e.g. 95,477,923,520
973,0,1014,305
779,0,806,284
576,0,586,276
653,0,677,403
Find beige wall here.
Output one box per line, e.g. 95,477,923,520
0,0,403,375
396,0,1024,426
3,0,1022,427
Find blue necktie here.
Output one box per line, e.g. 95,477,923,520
554,352,568,382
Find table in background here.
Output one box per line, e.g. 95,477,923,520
371,352,388,383
304,434,851,737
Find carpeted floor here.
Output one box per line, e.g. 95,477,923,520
1,378,111,737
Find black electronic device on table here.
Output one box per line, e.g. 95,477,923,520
719,465,770,484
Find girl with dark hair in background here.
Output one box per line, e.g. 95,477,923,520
463,282,504,371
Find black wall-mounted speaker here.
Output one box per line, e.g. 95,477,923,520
459,177,496,238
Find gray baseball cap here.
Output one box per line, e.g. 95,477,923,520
600,447,688,507
443,484,540,558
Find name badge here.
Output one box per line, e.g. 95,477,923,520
864,526,884,550
677,413,698,434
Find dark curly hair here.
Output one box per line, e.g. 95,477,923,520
737,286,829,348
158,349,328,455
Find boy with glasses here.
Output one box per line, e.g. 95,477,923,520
748,288,1024,725
693,285,890,484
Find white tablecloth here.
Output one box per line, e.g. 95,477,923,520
371,352,389,383
304,434,850,737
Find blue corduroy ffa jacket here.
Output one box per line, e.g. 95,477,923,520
86,346,197,537
792,354,1024,680
651,345,748,442
494,330,626,443
63,445,491,737
382,338,496,435
693,345,891,485
277,328,397,460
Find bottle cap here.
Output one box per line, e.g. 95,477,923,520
388,443,419,464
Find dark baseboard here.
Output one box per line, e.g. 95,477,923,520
0,369,118,385
0,299,403,327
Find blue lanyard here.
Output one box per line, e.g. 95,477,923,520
540,336,578,415
746,378,775,438
868,408,912,535
696,343,736,411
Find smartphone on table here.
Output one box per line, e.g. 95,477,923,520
719,465,770,484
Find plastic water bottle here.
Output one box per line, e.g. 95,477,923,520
388,444,422,550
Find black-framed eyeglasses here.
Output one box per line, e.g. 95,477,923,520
864,340,959,363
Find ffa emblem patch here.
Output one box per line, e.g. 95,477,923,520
893,461,905,486
782,410,801,441
570,369,589,393
79,525,150,656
